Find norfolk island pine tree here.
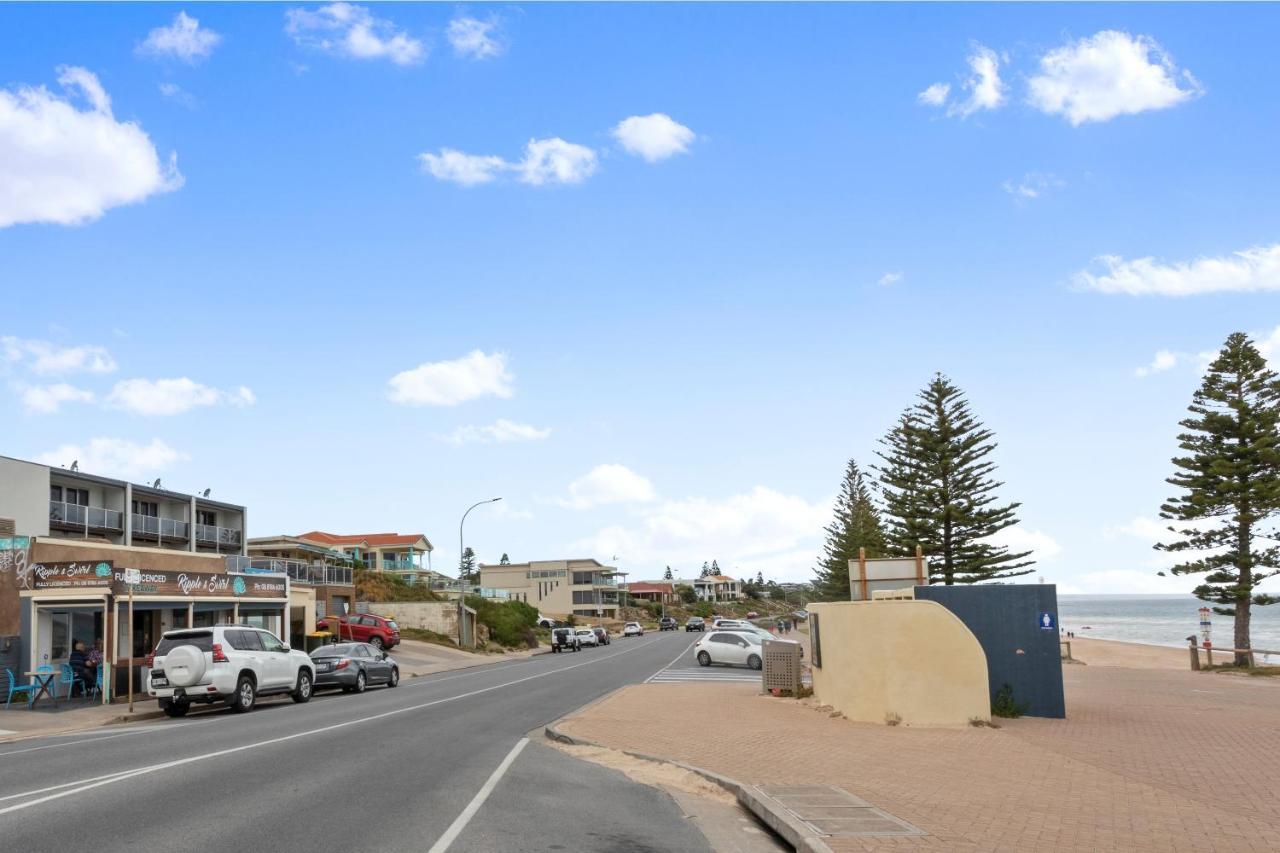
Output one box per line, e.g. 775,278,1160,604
813,459,888,599
1156,333,1280,667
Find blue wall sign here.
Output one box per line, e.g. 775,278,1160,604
1039,611,1056,630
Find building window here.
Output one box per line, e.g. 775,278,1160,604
197,510,217,526
132,500,158,517
572,590,598,604
572,571,595,585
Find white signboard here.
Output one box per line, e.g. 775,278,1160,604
123,567,142,586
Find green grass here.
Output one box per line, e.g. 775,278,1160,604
1204,663,1280,677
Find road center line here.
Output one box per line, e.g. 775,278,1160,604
427,738,528,853
647,638,696,682
0,634,667,818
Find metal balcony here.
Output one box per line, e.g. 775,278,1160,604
195,523,242,548
131,513,189,540
49,501,123,533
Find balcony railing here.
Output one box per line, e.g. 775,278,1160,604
132,513,188,540
49,501,122,532
226,556,354,586
195,523,242,548
380,558,420,571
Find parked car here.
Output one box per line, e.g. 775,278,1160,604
719,625,803,656
550,627,580,653
591,626,612,646
536,616,556,629
746,611,759,619
315,613,401,650
310,642,399,693
792,610,808,621
575,628,599,647
685,617,706,632
694,631,764,670
713,618,751,630
147,626,314,717
658,617,678,631
623,622,644,637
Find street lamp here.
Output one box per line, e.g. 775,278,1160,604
458,497,502,646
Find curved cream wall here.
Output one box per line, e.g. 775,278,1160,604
809,599,990,726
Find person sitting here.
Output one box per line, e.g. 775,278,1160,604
68,641,92,696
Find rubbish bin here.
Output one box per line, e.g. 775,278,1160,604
305,632,334,653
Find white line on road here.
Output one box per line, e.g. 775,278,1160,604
646,638,695,683
0,634,667,818
427,738,528,853
0,721,205,759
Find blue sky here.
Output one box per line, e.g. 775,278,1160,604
3,3,1279,594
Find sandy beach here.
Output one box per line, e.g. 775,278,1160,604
1064,635,1191,669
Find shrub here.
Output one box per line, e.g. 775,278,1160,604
991,683,1028,719
465,595,540,648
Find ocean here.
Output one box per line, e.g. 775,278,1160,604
1058,594,1280,655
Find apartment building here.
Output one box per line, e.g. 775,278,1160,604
0,454,246,555
694,574,743,602
479,558,621,620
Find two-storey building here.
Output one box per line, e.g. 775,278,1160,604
479,558,621,620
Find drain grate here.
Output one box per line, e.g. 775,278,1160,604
755,784,926,838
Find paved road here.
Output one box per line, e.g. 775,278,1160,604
0,633,707,852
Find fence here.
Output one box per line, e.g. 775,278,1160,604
1188,638,1279,670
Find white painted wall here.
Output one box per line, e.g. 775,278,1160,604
0,456,52,537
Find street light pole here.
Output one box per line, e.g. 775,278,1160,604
458,497,502,647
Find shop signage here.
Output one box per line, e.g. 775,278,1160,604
108,569,286,599
28,561,115,590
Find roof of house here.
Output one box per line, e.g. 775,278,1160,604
297,531,433,549
695,575,738,583
628,581,674,593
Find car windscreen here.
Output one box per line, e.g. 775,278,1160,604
310,644,355,658
155,631,213,655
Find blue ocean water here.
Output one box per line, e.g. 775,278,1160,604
1058,594,1280,654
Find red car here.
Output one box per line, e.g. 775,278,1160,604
317,613,400,650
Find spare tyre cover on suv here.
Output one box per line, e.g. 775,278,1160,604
164,644,207,687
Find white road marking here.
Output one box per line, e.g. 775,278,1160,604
646,638,696,683
0,634,666,817
0,722,204,759
426,738,528,853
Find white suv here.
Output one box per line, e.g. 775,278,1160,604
147,626,315,717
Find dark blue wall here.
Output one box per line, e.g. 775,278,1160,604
914,584,1065,719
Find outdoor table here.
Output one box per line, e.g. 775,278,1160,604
24,671,58,709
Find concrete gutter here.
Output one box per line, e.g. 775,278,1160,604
545,711,832,853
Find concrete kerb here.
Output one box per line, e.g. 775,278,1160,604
544,693,833,853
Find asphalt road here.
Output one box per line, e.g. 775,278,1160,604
0,632,707,852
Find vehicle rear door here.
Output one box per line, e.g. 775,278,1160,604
255,630,292,688
223,629,263,684
709,632,747,665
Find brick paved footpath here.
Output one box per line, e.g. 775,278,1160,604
559,662,1280,851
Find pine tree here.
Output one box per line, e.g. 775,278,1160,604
710,559,721,576
499,553,510,565
459,547,477,583
756,571,764,585
1157,333,1280,666
663,565,673,581
813,459,888,599
876,374,1034,584
700,561,710,578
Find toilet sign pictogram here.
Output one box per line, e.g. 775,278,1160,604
1039,611,1056,630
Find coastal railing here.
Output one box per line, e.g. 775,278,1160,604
1187,638,1279,669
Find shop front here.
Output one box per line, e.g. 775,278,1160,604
18,560,290,702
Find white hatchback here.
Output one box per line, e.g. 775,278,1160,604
694,630,764,670
574,628,599,647
623,622,644,637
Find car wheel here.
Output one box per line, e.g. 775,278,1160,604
697,651,711,667
369,636,385,651
292,670,313,703
161,699,189,718
388,667,399,688
354,670,367,694
748,654,762,671
230,676,256,713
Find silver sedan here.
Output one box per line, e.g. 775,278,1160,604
309,642,400,694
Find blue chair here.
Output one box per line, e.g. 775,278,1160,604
4,668,35,709
59,663,86,699
85,667,105,701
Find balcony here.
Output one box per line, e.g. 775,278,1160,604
195,523,242,550
226,556,354,587
380,558,420,571
49,501,123,534
131,513,188,541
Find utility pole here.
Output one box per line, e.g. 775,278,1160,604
458,498,501,647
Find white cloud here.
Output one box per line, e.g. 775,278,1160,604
518,138,598,186
158,82,196,109
917,82,950,107
1,337,117,374
1002,172,1064,201
105,378,256,416
20,383,94,414
418,148,507,186
611,114,695,163
0,66,182,228
387,350,513,406
1028,31,1201,125
561,464,656,509
569,485,829,582
982,526,1062,561
137,11,221,64
286,3,425,66
1074,242,1280,296
1134,349,1180,378
447,15,503,60
36,437,187,480
441,419,551,445
945,45,1005,118
418,137,598,187
876,271,903,287
1058,569,1200,596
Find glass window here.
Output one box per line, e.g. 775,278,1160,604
155,631,214,655
50,485,63,502
197,510,217,526
257,631,285,652
132,500,158,517
67,488,89,506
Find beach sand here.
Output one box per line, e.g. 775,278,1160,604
1065,636,1191,669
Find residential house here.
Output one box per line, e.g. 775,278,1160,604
626,581,677,605
252,530,435,586
694,574,742,603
